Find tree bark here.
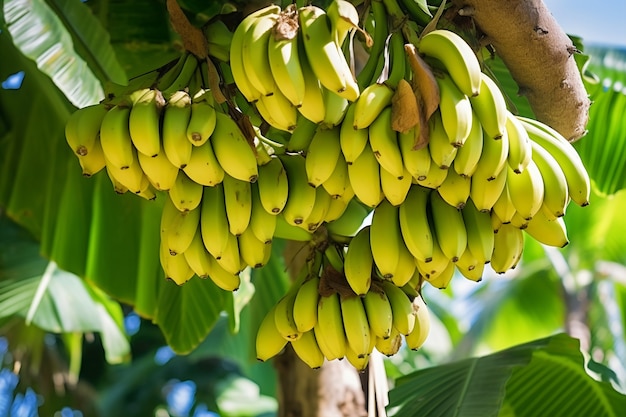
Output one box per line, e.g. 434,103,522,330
452,0,591,142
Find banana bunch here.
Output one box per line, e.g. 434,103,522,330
229,2,361,132
255,248,431,370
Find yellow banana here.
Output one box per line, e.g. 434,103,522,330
381,166,412,206
241,11,279,97
279,154,317,226
375,326,403,356
186,100,217,146
340,104,369,164
344,226,374,296
418,29,481,97
348,142,384,208
160,242,194,285
291,330,325,369
322,153,350,199
206,253,241,291
399,186,434,262
212,112,259,182
436,72,473,146
404,295,430,350
399,127,431,181
363,288,393,340
392,240,418,287
249,182,277,244
66,103,108,157
256,156,289,215
382,280,416,336
472,128,510,182
238,226,271,268
505,111,532,174
453,110,483,177
490,223,525,274
506,161,544,220
428,111,458,169
524,209,569,248
305,125,342,187
105,151,149,195
256,88,298,132
256,305,288,361
182,138,225,187
168,171,203,212
293,276,321,333
316,292,347,359
436,168,471,209
370,200,402,279
301,186,332,232
469,73,508,140
297,56,327,124
105,165,129,194
492,181,517,224
165,204,201,256
222,174,252,236
323,184,356,222
509,211,530,229
424,259,455,289
455,247,483,282
215,231,243,275
530,140,569,219
129,88,164,157
100,104,135,170
415,158,449,189
138,147,179,191
313,321,339,361
429,191,467,262
77,136,106,177
368,106,405,179
415,238,450,280
321,87,350,128
469,166,508,212
162,91,192,169
352,83,394,129
327,0,360,46
340,295,372,358
461,198,495,265
345,345,370,372
200,184,230,259
182,226,214,279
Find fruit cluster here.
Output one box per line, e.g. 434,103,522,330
64,0,591,369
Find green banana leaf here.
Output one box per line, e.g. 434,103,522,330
387,333,626,417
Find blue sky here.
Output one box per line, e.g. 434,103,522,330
543,0,626,47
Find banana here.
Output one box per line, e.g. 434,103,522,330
159,53,199,98
286,114,318,152
313,321,339,361
306,125,342,187
323,184,356,223
491,211,503,234
381,166,412,206
324,193,369,236
352,83,394,129
297,56,327,124
200,184,230,259
429,191,467,262
415,159,449,189
274,213,314,242
230,6,281,102
340,104,369,164
530,140,569,219
105,165,129,194
506,161,544,220
428,111,458,169
505,111,532,174
212,112,259,182
301,186,332,232
299,5,359,101
492,181,517,224
418,29,481,97
99,104,135,170
241,11,279,97
327,0,360,46
222,174,252,236
67,103,108,157
204,19,233,62
137,147,179,191
345,345,370,372
105,151,150,195
469,165,508,212
169,171,203,212
183,227,213,278
461,198,495,265
370,200,401,279
436,73,473,146
382,280,416,336
256,156,289,214
455,247,483,282
340,295,372,358
324,243,345,274
215,231,243,275
436,168,471,209
469,73,508,140
256,305,288,361
453,110,483,177
399,186,434,262
321,87,350,128
293,276,321,333
322,153,350,199
182,138,225,187
256,88,298,132
404,295,430,350
415,238,450,280
238,226,271,268
165,204,201,256
162,91,192,169
525,208,569,248
206,253,241,291
249,182,277,244
129,88,164,157
375,326,402,356
186,100,217,146
399,127,431,181
316,292,347,359
472,128,510,182
348,142,384,208
344,226,374,296
363,287,393,340
368,106,405,179
160,242,195,285
509,211,530,229
518,116,590,206
279,154,317,226
267,7,306,107
392,240,418,287
424,258,455,289
77,136,106,177
490,223,525,273
291,330,325,369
